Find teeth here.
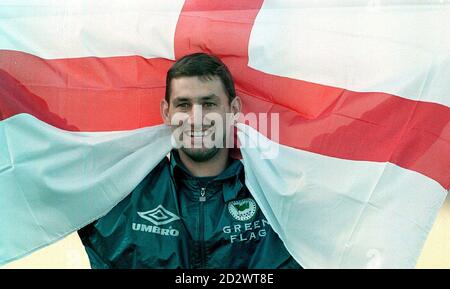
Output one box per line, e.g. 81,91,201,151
192,131,204,137
186,129,213,137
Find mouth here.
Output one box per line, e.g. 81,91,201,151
183,128,214,138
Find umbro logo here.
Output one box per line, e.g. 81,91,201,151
137,205,180,226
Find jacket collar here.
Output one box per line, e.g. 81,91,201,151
169,150,243,202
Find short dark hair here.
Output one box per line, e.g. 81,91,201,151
165,53,236,103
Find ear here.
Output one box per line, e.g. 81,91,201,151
160,99,171,125
230,96,242,115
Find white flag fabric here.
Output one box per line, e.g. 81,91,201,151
237,123,448,268
0,114,172,265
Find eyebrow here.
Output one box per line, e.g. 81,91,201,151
172,94,219,104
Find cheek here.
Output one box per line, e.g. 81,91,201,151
210,114,232,134
165,110,174,124
166,109,186,127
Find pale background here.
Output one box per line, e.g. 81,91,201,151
2,194,449,269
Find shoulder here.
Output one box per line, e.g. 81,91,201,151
79,155,172,235
134,155,171,190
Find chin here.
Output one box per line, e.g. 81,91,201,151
180,147,220,162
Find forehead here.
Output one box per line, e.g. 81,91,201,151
169,76,228,102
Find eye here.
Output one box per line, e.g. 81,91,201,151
204,102,216,108
177,103,190,109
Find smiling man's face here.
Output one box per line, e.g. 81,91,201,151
161,75,239,162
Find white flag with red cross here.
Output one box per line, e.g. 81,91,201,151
0,0,449,268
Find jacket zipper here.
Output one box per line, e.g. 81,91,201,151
199,187,206,268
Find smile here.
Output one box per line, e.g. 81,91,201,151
184,128,214,138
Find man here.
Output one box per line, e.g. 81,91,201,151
78,53,301,269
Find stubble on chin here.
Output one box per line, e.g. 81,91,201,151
179,147,220,162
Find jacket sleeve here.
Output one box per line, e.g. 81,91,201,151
77,222,111,269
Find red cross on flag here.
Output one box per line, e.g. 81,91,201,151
0,0,449,268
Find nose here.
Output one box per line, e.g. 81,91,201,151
186,104,204,130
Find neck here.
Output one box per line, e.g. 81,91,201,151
178,148,229,177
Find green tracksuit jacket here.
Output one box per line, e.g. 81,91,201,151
78,151,301,269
